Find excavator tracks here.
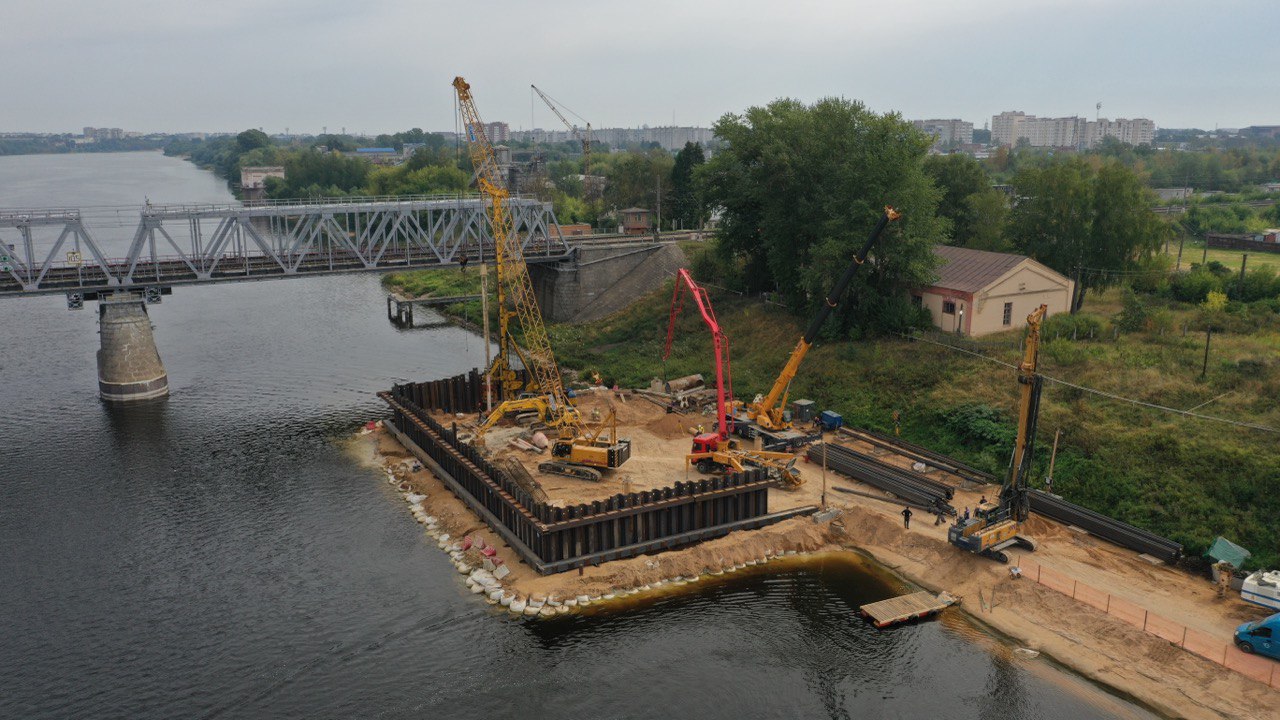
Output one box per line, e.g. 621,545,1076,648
538,461,604,482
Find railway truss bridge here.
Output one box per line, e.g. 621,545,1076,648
0,194,566,302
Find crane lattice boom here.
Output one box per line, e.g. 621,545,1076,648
453,76,575,424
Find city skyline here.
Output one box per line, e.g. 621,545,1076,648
3,1,1278,135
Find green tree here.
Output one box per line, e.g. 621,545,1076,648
1009,157,1163,311
923,153,1011,249
699,97,946,333
963,189,1010,251
602,149,673,215
669,142,706,230
236,129,271,153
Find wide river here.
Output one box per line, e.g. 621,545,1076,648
0,152,1156,718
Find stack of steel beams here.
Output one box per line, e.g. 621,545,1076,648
839,427,996,486
808,444,955,515
1029,489,1182,562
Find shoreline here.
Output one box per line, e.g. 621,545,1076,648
349,423,1278,719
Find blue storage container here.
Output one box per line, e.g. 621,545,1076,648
819,410,843,431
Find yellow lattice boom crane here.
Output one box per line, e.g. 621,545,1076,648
453,76,629,482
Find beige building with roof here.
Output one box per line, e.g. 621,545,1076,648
914,246,1075,336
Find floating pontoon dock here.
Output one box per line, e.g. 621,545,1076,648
860,591,958,628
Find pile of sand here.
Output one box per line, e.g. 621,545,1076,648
646,413,699,440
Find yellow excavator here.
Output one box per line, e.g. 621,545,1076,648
947,304,1047,563
738,207,900,446
473,396,629,482
453,76,630,482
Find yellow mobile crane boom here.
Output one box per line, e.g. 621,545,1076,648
947,303,1047,563
745,207,900,433
530,85,596,200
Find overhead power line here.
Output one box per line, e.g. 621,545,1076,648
903,331,1280,435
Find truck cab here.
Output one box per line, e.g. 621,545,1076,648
1235,612,1280,659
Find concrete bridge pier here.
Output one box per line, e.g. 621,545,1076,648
97,293,169,402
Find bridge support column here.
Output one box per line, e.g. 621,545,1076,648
97,293,169,402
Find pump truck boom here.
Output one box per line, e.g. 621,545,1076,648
741,206,901,439
664,269,803,488
948,303,1047,563
664,268,734,452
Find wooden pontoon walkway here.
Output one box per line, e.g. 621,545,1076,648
860,590,958,628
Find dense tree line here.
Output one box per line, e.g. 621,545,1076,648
0,136,167,156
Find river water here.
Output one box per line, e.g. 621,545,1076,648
0,152,1156,719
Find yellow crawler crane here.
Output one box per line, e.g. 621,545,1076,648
742,207,900,435
453,76,630,481
947,304,1047,563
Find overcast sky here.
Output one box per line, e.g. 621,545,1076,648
3,0,1276,135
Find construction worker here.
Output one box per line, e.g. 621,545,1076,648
1216,561,1234,599
901,506,913,529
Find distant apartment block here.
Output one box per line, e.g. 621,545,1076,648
912,119,974,150
82,127,125,141
484,121,510,143
991,111,1154,149
510,126,714,152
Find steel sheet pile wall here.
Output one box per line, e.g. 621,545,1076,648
1028,489,1183,562
381,388,805,574
395,369,514,415
808,443,955,514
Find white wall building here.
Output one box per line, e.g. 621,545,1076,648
991,111,1154,149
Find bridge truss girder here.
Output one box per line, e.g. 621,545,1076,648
0,195,565,298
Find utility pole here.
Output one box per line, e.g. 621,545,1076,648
1202,237,1209,265
821,435,828,509
1238,253,1248,299
481,261,493,413
1202,326,1213,378
1176,234,1185,271
655,175,662,233
1046,429,1060,492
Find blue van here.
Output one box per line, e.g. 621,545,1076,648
1235,612,1280,659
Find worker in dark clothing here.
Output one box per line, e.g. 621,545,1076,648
901,506,913,529
934,510,944,526
459,255,469,273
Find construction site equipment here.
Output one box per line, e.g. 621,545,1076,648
860,590,958,628
1242,571,1280,612
807,443,954,514
818,410,843,432
664,268,803,489
539,408,632,482
948,304,1047,563
664,268,734,453
741,207,900,438
500,457,549,505
531,84,597,200
838,426,995,486
1028,489,1183,563
453,76,630,480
